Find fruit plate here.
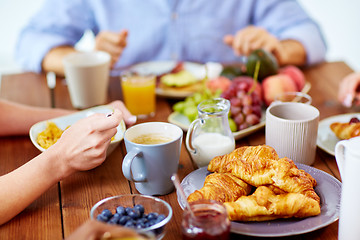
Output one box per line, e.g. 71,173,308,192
127,61,209,99
177,164,341,237
168,109,266,140
29,105,126,157
317,112,360,156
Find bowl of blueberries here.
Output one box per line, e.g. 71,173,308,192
90,194,173,240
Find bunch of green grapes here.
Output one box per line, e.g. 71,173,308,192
172,89,237,132
172,89,221,123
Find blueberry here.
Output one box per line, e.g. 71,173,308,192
116,206,126,215
96,214,108,222
156,214,166,223
119,215,131,225
124,220,135,228
133,204,145,215
148,220,157,227
147,212,158,221
136,222,146,229
101,209,113,219
129,209,141,219
125,207,133,215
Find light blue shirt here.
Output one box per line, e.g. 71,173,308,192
15,0,327,73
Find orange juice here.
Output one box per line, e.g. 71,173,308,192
121,75,156,117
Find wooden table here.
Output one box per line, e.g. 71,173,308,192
0,62,356,239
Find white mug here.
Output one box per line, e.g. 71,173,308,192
63,51,111,109
265,102,319,165
122,122,183,195
335,136,360,240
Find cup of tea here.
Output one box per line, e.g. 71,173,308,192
122,122,183,195
63,51,111,109
121,73,156,118
335,136,360,240
265,102,319,165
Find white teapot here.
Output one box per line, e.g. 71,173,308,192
335,136,360,240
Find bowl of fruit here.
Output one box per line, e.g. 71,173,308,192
90,194,173,240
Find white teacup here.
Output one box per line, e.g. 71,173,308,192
122,122,183,195
335,136,360,240
265,102,319,165
63,51,111,109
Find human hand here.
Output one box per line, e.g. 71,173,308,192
223,26,282,57
65,220,146,240
338,72,360,107
107,100,137,126
95,30,128,68
52,109,122,177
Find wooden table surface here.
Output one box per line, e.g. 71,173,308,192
0,61,356,239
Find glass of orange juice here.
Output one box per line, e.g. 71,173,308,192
121,73,156,118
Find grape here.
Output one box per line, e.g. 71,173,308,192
221,76,264,131
230,98,242,107
246,114,260,125
234,114,245,125
230,106,241,116
242,105,252,115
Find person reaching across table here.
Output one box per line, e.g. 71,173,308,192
0,99,136,136
0,99,136,225
338,72,360,107
15,0,327,77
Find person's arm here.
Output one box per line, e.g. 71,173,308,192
0,99,74,136
338,72,360,107
223,26,306,66
0,110,122,225
224,0,326,66
42,46,77,77
65,220,146,240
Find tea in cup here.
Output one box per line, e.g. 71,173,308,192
265,102,319,165
122,122,183,195
121,73,156,118
63,51,111,109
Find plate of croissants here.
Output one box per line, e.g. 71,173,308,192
317,113,360,155
178,145,341,237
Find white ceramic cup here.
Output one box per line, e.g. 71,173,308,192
63,51,111,109
122,122,183,195
335,136,360,240
265,102,319,165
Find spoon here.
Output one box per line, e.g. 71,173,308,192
171,173,195,218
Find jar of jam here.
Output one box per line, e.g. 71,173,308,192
181,200,231,240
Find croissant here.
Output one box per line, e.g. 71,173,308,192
187,173,252,203
330,122,360,140
208,145,279,175
208,146,319,203
224,186,321,221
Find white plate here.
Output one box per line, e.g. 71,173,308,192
128,61,215,99
168,110,266,140
317,113,360,156
177,164,341,237
29,105,126,156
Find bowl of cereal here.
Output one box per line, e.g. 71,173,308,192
90,194,173,240
29,105,126,156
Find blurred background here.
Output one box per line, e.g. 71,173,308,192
0,0,359,74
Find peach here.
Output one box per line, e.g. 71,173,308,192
279,65,306,91
262,74,298,106
206,76,232,93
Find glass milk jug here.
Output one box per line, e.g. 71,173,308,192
186,98,235,168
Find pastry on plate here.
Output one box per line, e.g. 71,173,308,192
330,117,360,140
191,145,321,222
187,172,252,203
